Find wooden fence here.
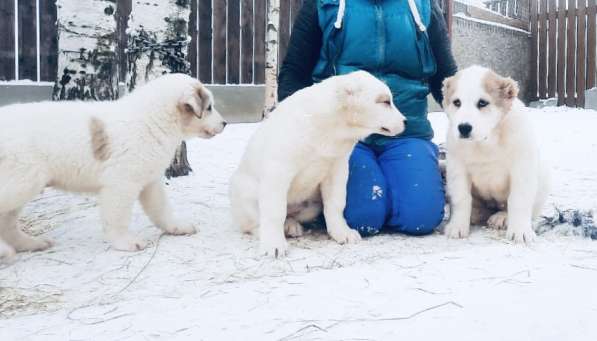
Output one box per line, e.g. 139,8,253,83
0,0,58,82
189,0,454,85
188,0,305,85
531,0,597,107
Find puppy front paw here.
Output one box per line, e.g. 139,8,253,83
444,221,470,239
109,234,149,252
162,221,198,235
487,211,508,230
260,238,289,258
506,225,536,243
284,219,304,238
328,224,362,244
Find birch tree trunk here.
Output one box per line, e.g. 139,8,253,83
263,0,280,117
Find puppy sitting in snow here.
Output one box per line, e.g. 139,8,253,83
0,74,226,260
229,71,406,257
442,66,550,242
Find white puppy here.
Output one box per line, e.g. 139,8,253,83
229,71,407,257
0,74,226,260
442,66,550,243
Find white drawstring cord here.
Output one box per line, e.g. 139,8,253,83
407,0,427,32
334,0,346,28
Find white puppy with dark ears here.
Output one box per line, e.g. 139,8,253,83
229,71,407,257
0,74,226,261
441,65,550,243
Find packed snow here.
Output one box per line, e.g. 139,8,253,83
1,107,596,340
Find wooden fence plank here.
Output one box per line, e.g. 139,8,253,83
39,0,58,82
227,0,240,84
213,0,227,83
538,0,548,98
577,0,587,107
241,0,254,83
566,0,577,106
529,0,538,100
0,0,15,81
188,0,198,77
198,0,212,83
587,0,597,89
279,0,291,65
18,0,37,81
115,0,132,83
557,0,567,105
547,0,557,98
254,0,266,84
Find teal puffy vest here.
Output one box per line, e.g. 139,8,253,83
313,0,437,142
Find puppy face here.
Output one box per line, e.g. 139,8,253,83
177,82,226,139
336,71,406,138
442,66,519,142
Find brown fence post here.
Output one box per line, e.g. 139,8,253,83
577,0,587,107
18,0,37,81
39,0,58,82
538,0,547,98
254,0,266,84
227,0,240,84
443,0,453,37
566,0,577,106
529,0,538,101
241,0,254,83
189,0,198,78
213,0,227,84
0,0,15,81
198,0,213,83
115,0,132,85
547,0,556,98
557,0,566,105
588,0,596,90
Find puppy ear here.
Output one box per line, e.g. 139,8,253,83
195,85,211,112
178,95,202,119
337,75,363,100
441,75,455,108
497,76,519,100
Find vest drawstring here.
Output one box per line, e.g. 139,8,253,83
334,0,346,29
407,0,427,32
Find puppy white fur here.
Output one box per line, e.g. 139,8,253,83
0,74,226,260
442,66,550,243
229,71,407,257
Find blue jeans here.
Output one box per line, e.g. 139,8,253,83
344,138,445,236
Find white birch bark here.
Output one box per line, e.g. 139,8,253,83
263,0,280,117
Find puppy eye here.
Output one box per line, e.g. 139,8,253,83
382,100,391,106
477,99,489,109
453,99,461,107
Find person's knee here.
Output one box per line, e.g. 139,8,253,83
344,202,386,236
392,195,445,236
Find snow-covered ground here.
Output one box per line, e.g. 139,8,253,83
1,107,596,340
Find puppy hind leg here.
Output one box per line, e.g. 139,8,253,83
99,186,148,251
0,209,53,252
139,181,196,235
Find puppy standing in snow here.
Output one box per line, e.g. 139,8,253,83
0,74,226,260
229,71,407,257
442,66,550,242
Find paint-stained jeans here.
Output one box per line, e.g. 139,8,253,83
344,138,445,236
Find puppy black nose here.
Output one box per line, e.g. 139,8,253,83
222,121,228,127
403,119,408,126
458,123,473,138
